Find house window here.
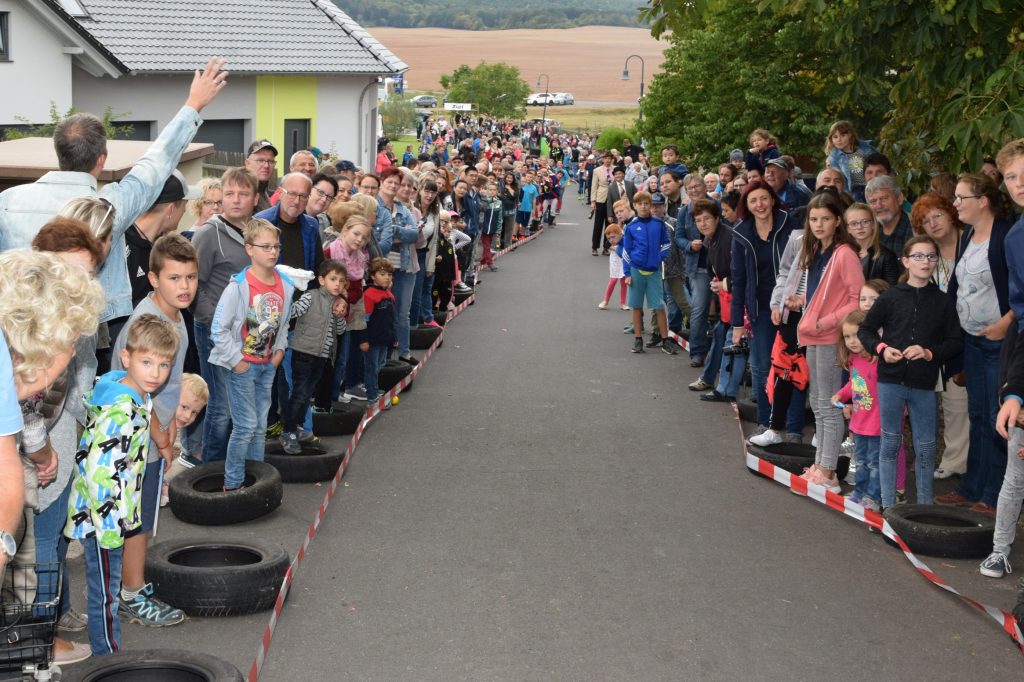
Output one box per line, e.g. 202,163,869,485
0,13,9,62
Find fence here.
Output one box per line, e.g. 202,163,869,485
202,150,246,178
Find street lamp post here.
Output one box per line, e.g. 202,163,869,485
536,73,550,155
620,55,646,122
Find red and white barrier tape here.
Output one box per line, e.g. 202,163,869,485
248,226,535,681
736,404,1024,653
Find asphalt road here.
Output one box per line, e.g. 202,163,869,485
70,190,1024,680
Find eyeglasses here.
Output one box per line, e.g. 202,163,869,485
847,219,874,228
953,194,981,203
921,212,948,226
280,188,310,201
249,158,275,166
312,187,335,203
906,252,939,262
248,243,282,252
202,200,223,207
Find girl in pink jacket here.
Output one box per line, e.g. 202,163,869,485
793,193,865,494
833,310,881,511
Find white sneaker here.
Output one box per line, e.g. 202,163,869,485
598,301,608,310
748,429,783,447
812,433,819,448
620,304,630,311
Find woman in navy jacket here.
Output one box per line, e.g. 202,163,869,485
729,180,799,429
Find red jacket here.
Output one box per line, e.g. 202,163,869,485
797,243,864,346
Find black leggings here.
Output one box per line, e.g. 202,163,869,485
768,311,805,432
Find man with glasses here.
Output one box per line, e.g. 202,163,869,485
245,139,278,212
256,173,325,441
866,174,913,257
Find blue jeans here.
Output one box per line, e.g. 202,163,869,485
878,382,937,507
685,270,711,359
393,270,416,358
283,351,326,433
411,249,433,325
956,334,1007,506
225,361,276,489
195,322,230,463
83,538,122,655
363,344,388,401
854,434,881,504
33,478,73,618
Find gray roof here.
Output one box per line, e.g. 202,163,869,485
45,0,407,75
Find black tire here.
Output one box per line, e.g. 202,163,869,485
65,648,243,681
737,398,757,423
168,461,282,525
311,402,365,436
144,539,290,618
882,504,995,559
265,448,344,483
746,442,849,480
453,288,473,306
409,324,443,350
379,360,413,392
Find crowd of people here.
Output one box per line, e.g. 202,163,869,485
2,53,1024,671
578,124,1024,588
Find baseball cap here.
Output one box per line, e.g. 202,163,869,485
154,169,201,204
766,157,790,171
335,160,357,173
651,193,666,205
247,139,278,157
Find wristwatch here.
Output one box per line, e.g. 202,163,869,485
0,529,15,561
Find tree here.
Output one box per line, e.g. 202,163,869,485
379,97,418,140
635,2,886,172
642,0,1024,190
3,101,134,141
439,62,531,119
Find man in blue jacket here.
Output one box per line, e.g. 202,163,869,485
622,191,676,355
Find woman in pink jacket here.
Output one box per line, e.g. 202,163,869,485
794,193,865,493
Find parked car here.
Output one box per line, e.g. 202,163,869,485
551,92,575,105
526,93,555,106
410,95,437,108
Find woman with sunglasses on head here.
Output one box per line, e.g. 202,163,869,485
305,172,339,245
934,174,1016,515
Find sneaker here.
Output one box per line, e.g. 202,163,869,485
895,489,907,505
424,320,442,328
623,324,634,334
57,608,88,633
620,304,630,311
935,490,971,506
343,385,368,402
265,421,284,439
446,302,456,311
280,432,301,455
700,390,735,402
844,491,864,506
645,335,663,348
631,337,645,353
598,301,608,310
784,432,803,444
399,355,419,366
333,392,350,404
844,454,857,486
119,584,185,627
53,639,92,665
933,467,962,480
806,467,842,494
840,436,856,456
176,453,199,469
748,429,783,447
970,502,997,517
296,428,320,446
688,379,712,392
661,339,678,355
811,433,818,448
862,497,881,514
980,551,1012,578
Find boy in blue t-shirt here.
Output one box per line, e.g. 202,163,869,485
516,170,539,240
621,191,675,356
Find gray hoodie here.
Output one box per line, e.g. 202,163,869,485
192,215,250,326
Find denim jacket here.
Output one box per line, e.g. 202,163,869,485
385,199,420,272
0,106,203,323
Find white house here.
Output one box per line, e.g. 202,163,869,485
0,0,407,170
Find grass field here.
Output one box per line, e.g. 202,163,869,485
524,106,638,133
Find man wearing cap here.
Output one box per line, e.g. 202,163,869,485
245,139,278,212
764,157,810,210
126,170,201,306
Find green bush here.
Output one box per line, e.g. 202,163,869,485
594,127,638,154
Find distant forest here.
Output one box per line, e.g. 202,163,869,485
330,0,643,30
